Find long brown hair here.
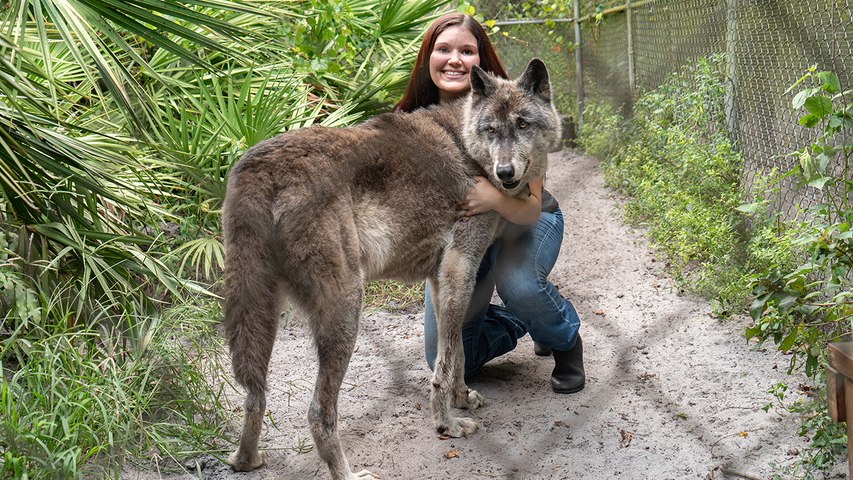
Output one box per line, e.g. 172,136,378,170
395,13,508,113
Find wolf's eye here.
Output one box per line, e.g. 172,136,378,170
517,119,528,130
486,126,496,134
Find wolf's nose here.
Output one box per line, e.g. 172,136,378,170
496,165,515,180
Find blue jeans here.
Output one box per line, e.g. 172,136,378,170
424,208,581,377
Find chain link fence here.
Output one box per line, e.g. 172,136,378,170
489,0,852,218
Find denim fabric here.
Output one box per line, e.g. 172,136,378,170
423,208,581,377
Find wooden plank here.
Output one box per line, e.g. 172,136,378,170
830,343,853,477
845,379,853,479
828,342,853,378
827,365,846,422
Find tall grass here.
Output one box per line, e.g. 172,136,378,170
1,298,227,478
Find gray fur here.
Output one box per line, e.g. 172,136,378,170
222,58,560,479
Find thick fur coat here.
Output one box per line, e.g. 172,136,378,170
222,58,561,479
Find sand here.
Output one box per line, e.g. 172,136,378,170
127,150,832,480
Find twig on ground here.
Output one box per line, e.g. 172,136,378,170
720,468,763,480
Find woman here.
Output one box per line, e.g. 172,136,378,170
395,12,584,394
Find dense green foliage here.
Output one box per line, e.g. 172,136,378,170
746,69,853,378
582,56,753,312
581,56,853,476
745,68,853,477
472,0,614,119
488,22,576,117
0,1,450,477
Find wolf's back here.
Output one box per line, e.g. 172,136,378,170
221,103,472,359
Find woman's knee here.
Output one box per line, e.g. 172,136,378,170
496,275,550,308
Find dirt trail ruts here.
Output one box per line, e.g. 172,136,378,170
127,150,821,480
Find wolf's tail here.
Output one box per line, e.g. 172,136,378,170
222,172,281,394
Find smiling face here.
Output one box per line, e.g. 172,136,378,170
429,25,481,103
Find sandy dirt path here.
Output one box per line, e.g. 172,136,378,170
129,150,816,480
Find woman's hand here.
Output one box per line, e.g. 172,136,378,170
457,175,543,225
457,176,503,216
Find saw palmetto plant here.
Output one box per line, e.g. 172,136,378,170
0,0,449,476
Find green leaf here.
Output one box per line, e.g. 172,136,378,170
792,87,817,109
799,114,821,128
804,95,833,117
829,112,853,130
805,354,819,377
745,324,761,340
750,294,771,320
779,330,798,351
807,176,832,190
778,294,799,310
816,71,841,94
816,152,831,171
735,202,761,214
799,150,814,178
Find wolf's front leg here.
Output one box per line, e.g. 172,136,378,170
429,253,485,438
449,339,484,411
429,368,480,438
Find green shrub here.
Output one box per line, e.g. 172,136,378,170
581,55,752,312
582,57,853,476
577,102,624,160
743,68,852,476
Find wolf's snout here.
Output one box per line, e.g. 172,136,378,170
496,165,515,181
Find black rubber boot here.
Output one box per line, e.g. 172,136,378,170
533,342,552,356
550,336,585,394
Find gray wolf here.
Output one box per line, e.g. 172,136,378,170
222,58,561,479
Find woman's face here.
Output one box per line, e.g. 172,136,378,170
429,25,481,102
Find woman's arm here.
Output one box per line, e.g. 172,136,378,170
458,176,543,225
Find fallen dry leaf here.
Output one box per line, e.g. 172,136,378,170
593,309,605,315
438,434,451,440
619,428,634,447
738,431,749,438
444,450,459,459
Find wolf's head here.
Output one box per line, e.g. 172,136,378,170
462,58,561,194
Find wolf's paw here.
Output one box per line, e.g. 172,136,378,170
453,387,485,410
352,469,380,479
437,416,479,438
228,448,266,471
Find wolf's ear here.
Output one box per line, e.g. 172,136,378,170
470,65,495,98
518,58,551,102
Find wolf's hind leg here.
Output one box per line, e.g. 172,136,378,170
307,286,378,480
228,389,267,471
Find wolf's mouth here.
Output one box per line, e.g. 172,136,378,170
502,180,521,190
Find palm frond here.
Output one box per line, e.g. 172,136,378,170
3,0,272,133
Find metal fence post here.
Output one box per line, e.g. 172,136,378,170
725,0,738,138
627,0,635,98
574,0,584,134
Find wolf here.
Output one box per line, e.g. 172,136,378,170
222,58,561,479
